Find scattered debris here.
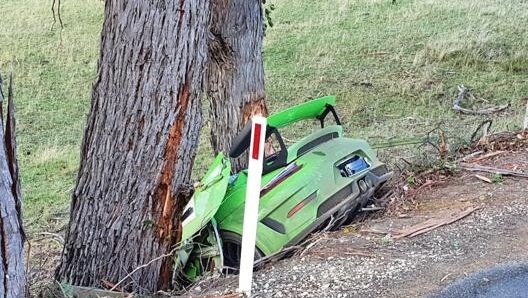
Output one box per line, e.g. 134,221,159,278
453,85,509,115
460,163,528,179
392,207,479,239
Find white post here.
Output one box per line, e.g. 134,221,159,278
238,115,267,297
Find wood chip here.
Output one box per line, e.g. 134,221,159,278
474,174,492,183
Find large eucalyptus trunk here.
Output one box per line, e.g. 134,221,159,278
55,0,210,293
0,74,26,298
206,0,268,172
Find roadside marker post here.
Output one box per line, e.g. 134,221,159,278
238,115,267,297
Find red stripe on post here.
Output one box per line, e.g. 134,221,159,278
251,123,262,160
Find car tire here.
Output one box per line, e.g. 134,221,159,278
220,231,264,274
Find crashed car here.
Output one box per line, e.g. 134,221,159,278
175,96,392,280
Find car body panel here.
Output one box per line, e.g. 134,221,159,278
180,153,231,242
267,95,335,128
177,96,393,276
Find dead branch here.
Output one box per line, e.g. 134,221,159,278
454,103,509,115
469,151,504,163
460,163,528,179
453,85,509,115
392,207,479,239
456,150,484,162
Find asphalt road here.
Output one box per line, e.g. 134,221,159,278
428,262,528,298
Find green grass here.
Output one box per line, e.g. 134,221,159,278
0,0,527,233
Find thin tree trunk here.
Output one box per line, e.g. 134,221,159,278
0,74,26,298
206,0,268,172
55,0,210,293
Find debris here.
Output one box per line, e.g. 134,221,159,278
456,150,484,162
453,85,509,115
474,174,492,184
392,207,479,239
469,151,505,163
460,163,528,179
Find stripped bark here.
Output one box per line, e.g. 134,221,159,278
55,0,210,293
0,73,27,298
206,0,268,172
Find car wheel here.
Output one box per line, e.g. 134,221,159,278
220,231,264,274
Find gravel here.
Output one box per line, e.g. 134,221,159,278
180,176,528,298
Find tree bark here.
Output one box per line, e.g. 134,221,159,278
206,0,268,172
55,0,210,293
0,74,26,298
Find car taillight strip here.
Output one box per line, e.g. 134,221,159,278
260,163,303,198
287,191,317,218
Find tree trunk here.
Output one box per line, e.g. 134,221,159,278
55,0,210,293
206,0,268,172
0,74,26,298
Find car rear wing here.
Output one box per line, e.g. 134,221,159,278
267,95,340,128
229,96,341,159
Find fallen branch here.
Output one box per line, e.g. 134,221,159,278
453,85,509,115
469,151,504,163
456,150,484,162
460,163,528,179
392,207,479,239
454,103,510,115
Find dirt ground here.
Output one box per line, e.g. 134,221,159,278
28,133,528,298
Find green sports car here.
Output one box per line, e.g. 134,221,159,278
175,96,392,280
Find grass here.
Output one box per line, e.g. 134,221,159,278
0,0,527,233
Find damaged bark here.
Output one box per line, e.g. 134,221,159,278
0,73,26,298
206,0,268,172
55,0,210,293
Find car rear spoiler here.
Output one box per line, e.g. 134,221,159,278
229,96,341,159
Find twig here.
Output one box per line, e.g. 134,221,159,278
361,206,386,212
460,163,528,179
109,248,177,292
38,232,65,244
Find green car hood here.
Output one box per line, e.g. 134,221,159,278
181,153,231,242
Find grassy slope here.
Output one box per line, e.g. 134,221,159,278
0,0,526,232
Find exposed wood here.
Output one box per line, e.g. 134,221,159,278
206,0,268,172
0,73,27,298
460,163,528,179
474,174,492,184
392,207,478,239
55,1,210,293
